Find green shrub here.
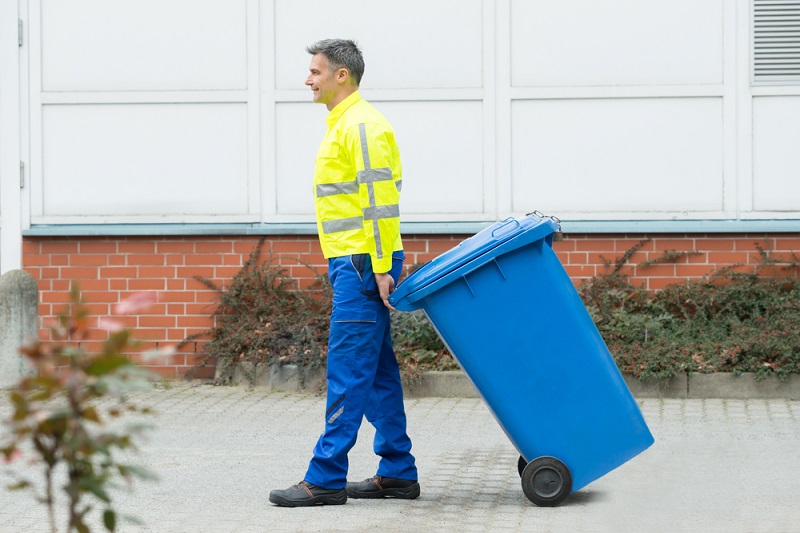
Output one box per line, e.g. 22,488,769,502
187,241,454,384
186,237,331,385
192,238,800,385
1,287,158,533
579,240,800,381
391,310,455,383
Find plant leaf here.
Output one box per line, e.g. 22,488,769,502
80,477,111,503
119,463,159,481
83,406,102,423
84,354,132,377
103,509,117,531
7,480,31,491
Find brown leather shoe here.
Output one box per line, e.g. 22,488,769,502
269,480,347,507
346,475,420,499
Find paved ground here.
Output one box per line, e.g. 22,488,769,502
1,384,799,533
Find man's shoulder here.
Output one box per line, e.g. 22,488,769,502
341,98,392,130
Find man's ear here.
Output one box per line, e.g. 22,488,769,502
335,67,350,84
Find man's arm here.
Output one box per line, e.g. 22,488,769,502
352,122,401,271
348,121,402,309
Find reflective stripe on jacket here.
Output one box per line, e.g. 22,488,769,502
313,91,403,273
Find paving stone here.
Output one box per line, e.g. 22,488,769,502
0,385,798,532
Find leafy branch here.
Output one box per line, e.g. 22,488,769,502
2,287,160,533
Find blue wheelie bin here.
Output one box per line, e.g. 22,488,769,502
389,212,654,506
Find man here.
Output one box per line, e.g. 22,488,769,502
269,39,419,507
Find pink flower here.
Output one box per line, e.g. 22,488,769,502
97,318,125,333
140,345,177,362
115,292,157,315
2,449,22,464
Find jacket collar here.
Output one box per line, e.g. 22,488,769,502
325,91,361,129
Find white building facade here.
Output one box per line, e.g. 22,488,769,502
1,0,800,274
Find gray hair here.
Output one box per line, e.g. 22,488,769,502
306,39,365,86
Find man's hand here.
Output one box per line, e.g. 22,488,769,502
375,272,396,310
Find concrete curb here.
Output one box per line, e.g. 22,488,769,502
226,365,800,400
224,361,327,392
686,372,800,399
0,270,38,388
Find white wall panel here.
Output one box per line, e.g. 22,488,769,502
274,100,484,216
753,96,800,212
511,0,724,87
511,98,723,214
40,104,249,218
41,0,247,91
380,101,484,215
0,0,22,273
274,103,326,215
274,0,483,90
7,0,797,229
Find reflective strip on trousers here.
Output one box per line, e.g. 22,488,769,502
328,405,345,424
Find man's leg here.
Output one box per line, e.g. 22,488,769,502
347,252,420,499
303,312,385,489
270,256,386,507
365,322,417,481
303,256,388,488
345,320,420,499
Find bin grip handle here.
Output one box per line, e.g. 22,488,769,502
491,217,520,238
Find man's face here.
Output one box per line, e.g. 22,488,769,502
305,54,339,107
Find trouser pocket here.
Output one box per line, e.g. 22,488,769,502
350,253,380,301
330,306,379,360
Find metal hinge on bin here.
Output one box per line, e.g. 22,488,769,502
528,210,563,241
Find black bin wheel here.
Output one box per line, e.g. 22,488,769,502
517,455,527,477
521,456,572,507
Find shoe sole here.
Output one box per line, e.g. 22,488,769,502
269,492,347,507
346,483,421,500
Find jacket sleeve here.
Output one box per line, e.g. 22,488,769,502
346,122,402,273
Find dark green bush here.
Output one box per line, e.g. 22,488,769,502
187,238,332,385
193,238,800,384
578,241,800,381
391,310,456,383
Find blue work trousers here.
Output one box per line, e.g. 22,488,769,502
304,251,417,489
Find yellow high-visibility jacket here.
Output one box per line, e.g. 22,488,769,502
313,91,403,273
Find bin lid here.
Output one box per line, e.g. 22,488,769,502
390,214,559,311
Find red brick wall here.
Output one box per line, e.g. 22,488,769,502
21,232,800,378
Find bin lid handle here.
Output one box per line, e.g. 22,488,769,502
491,217,520,238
